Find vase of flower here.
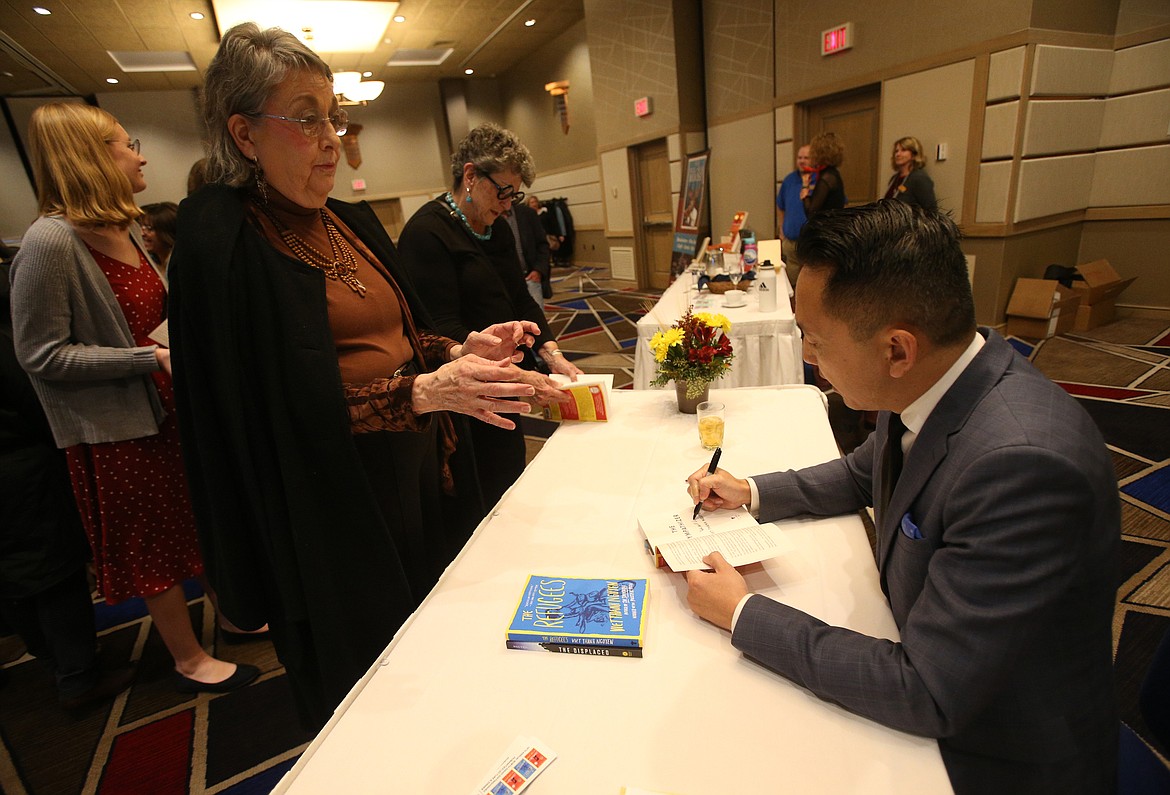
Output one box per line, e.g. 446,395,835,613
674,381,710,414
649,309,734,413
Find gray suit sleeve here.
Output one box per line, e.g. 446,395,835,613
732,442,1103,740
755,430,876,522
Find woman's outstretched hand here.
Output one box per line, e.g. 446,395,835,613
412,355,536,429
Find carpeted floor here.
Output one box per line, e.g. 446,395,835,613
1,267,1165,792
1015,319,1170,766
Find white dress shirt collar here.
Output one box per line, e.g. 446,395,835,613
899,331,985,448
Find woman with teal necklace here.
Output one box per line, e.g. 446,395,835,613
398,123,579,513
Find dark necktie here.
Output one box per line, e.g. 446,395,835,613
878,413,906,523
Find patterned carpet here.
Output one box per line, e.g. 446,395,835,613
1,269,1165,792
1013,318,1170,766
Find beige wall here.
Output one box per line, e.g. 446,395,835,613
1080,219,1170,309
708,112,774,244
584,0,684,149
96,90,206,207
880,60,975,216
0,110,39,241
499,20,598,177
774,0,1029,100
702,0,772,124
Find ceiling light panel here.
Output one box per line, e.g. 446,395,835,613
213,0,399,53
107,51,197,72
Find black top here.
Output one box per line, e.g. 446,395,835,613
396,199,554,350
803,165,846,217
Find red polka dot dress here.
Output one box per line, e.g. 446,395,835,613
65,245,204,604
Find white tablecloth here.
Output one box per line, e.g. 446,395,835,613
634,265,803,390
276,387,951,795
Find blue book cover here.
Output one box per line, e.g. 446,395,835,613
506,576,648,648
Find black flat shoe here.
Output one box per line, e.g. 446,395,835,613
218,627,271,645
173,663,259,694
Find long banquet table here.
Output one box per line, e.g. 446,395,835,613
275,386,952,794
633,263,803,390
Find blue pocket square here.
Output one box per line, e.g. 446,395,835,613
900,512,923,540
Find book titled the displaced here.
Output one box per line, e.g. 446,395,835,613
505,576,647,653
543,374,612,422
637,506,794,572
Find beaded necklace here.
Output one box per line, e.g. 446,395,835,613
258,203,367,297
442,192,491,241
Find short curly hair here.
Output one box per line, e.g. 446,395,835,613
450,123,536,190
809,131,844,168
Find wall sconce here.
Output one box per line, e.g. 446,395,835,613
545,80,569,134
334,70,385,106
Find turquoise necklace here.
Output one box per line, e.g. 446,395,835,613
443,192,491,241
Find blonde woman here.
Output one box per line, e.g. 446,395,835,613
9,103,258,694
883,136,937,211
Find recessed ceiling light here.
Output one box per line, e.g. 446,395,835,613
362,71,372,77
524,19,536,27
33,6,51,15
393,14,405,23
1,71,13,78
106,77,120,84
464,68,474,75
189,12,204,20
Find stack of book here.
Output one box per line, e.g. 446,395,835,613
505,575,648,658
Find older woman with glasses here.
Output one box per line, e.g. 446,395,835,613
9,102,258,698
168,23,540,727
397,124,579,511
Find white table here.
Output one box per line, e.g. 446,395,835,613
634,265,803,390
276,387,951,794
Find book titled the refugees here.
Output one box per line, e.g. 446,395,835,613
505,576,647,651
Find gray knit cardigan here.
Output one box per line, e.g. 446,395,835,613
9,215,167,447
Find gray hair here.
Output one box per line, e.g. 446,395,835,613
450,123,536,190
201,23,332,187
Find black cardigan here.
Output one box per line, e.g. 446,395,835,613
169,185,467,723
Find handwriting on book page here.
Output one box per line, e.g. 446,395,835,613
659,523,791,571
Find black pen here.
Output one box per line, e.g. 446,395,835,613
693,447,722,519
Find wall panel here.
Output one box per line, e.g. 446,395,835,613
1014,153,1096,221
1021,99,1105,156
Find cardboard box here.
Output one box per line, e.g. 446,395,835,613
1074,298,1118,331
1005,278,1082,339
1068,259,1135,331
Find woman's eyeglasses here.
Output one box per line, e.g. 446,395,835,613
248,110,349,137
481,171,524,205
106,138,141,154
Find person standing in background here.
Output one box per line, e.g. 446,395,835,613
9,103,257,696
398,124,578,511
1,259,136,710
801,132,847,220
139,201,178,273
775,144,814,285
527,194,564,261
504,199,551,308
883,136,937,212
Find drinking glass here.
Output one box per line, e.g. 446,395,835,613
726,254,744,288
696,401,725,451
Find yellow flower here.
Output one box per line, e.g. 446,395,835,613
650,327,683,362
694,312,731,334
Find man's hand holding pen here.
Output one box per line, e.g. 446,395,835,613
687,465,752,515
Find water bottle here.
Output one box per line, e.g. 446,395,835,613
741,229,758,274
757,259,777,313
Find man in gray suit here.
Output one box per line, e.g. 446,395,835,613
685,200,1118,794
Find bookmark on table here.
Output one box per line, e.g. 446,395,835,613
469,735,556,795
